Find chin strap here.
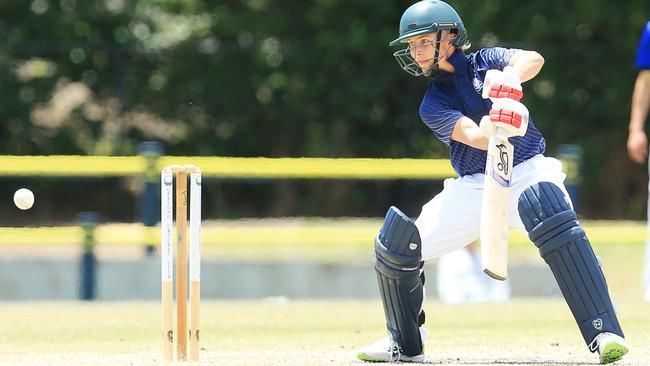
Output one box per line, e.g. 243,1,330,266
422,64,439,77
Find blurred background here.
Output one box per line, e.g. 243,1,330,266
0,0,649,301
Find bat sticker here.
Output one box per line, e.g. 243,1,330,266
496,143,510,175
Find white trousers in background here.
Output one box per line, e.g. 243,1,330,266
436,245,511,303
415,154,569,261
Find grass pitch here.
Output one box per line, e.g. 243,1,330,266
0,299,648,365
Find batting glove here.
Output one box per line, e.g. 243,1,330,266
482,66,523,102
480,98,529,139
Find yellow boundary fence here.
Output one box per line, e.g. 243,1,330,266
0,156,645,256
0,155,455,179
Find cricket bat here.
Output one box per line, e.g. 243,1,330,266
480,128,514,281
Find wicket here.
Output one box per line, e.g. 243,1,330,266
161,165,202,362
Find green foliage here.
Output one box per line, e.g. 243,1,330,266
0,0,649,217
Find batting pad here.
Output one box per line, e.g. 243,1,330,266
374,206,424,357
518,182,624,345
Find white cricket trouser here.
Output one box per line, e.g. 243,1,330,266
415,154,569,261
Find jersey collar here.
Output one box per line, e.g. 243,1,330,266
446,49,467,76
432,50,467,82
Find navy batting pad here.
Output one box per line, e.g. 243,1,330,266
518,182,623,345
374,206,424,356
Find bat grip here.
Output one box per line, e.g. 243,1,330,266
494,127,509,141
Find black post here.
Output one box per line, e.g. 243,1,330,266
78,211,99,300
137,141,164,256
556,144,584,212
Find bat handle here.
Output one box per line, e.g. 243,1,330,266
494,127,509,141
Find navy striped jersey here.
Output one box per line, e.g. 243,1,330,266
419,47,546,177
637,20,650,69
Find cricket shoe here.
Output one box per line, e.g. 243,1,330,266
589,332,629,364
357,327,427,363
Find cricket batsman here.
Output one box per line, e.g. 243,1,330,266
357,1,629,363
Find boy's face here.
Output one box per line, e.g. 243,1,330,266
407,30,455,71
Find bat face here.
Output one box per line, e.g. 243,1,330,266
480,133,514,281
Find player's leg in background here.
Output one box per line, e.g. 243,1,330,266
518,181,628,364
645,154,650,301
645,233,650,301
436,240,511,303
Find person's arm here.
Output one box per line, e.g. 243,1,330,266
508,50,544,82
627,70,650,164
451,116,489,150
451,49,538,150
453,49,536,149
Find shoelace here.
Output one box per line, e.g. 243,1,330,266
588,334,601,353
388,335,402,362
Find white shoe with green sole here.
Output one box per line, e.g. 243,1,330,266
357,327,427,363
590,332,629,364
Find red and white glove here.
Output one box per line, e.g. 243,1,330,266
480,98,529,138
482,66,523,102
480,67,529,138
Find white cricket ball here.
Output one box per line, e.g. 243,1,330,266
13,188,35,210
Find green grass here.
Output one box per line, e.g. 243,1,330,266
0,299,648,365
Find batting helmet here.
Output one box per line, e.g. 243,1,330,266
390,1,469,76
390,0,468,47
